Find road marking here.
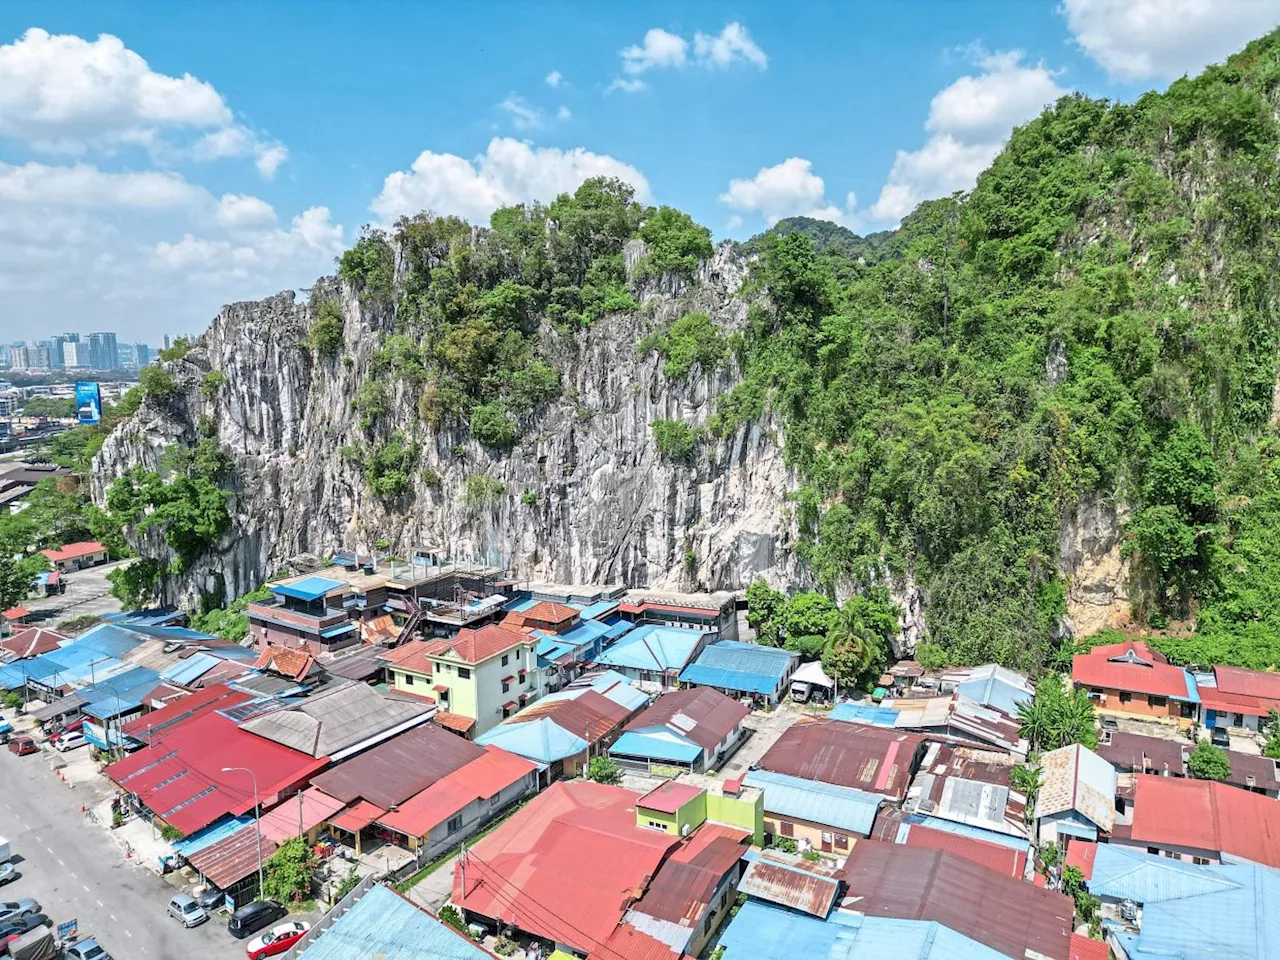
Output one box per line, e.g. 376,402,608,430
110,915,117,922
96,900,103,907
125,930,133,938
46,846,53,855
82,884,90,892
58,858,65,866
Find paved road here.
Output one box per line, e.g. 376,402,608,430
0,745,244,960
23,559,130,629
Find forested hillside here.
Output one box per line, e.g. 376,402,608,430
730,30,1280,671
80,27,1280,675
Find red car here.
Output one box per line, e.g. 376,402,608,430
7,737,37,756
245,920,310,959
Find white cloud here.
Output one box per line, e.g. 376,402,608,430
0,28,287,178
498,96,543,130
622,28,688,74
371,137,651,224
606,77,648,95
557,105,572,121
1061,0,1280,81
868,50,1065,223
215,193,277,228
545,70,563,88
0,160,205,208
610,22,768,90
693,23,768,70
0,27,230,151
719,157,858,227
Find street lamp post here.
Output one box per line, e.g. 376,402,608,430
222,766,265,898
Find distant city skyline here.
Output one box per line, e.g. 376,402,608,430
1,332,156,373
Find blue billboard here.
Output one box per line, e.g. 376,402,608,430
75,381,102,425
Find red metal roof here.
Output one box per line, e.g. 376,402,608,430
40,540,105,563
506,690,631,744
105,707,327,835
637,781,704,814
1198,686,1272,717
1094,730,1187,776
119,683,249,741
424,624,527,665
379,640,436,676
379,746,537,839
310,722,486,809
1072,640,1191,700
737,850,840,918
1,606,29,621
596,923,678,960
623,687,749,752
259,787,347,844
1069,933,1109,960
839,841,1073,960
0,626,66,660
186,823,278,889
330,799,387,833
1064,839,1097,880
899,822,1027,879
453,780,681,955
436,711,477,735
519,601,579,625
1127,774,1280,868
1213,665,1280,702
758,720,925,798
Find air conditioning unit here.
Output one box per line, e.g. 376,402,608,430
1120,900,1138,923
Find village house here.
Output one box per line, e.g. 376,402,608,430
609,686,749,775
1035,743,1117,843
679,640,799,707
1071,639,1199,725
40,539,108,573
413,624,544,736
247,575,361,655
1194,664,1280,736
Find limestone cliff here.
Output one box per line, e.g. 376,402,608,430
92,243,811,610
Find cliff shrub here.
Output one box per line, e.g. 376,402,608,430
307,299,345,357
462,474,505,514
337,227,395,303
200,370,227,401
365,435,417,497
651,419,697,463
638,312,729,379
139,365,176,399
636,206,714,280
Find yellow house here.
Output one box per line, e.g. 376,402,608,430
388,625,542,736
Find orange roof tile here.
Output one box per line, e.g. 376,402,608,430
40,540,106,563
380,640,436,675
423,624,527,665
253,646,316,682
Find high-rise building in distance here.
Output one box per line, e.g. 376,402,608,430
134,343,152,367
63,341,82,368
84,332,119,371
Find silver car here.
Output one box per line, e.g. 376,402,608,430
65,938,112,960
0,863,18,886
167,893,208,927
0,899,40,924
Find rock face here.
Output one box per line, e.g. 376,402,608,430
1058,492,1132,637
92,244,811,608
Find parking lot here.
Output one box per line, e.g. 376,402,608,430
20,560,130,630
0,721,245,959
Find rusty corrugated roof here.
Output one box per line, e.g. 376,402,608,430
738,851,840,917
187,824,278,889
622,687,748,751
757,720,924,798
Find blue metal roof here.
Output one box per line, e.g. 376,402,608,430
596,624,704,673
579,599,620,621
1091,845,1280,960
298,882,493,960
571,670,649,711
172,815,257,859
831,702,899,725
160,652,223,686
744,769,884,836
720,899,1009,960
899,814,1031,852
321,622,358,638
0,657,65,690
103,607,188,627
680,641,795,695
271,576,347,602
951,666,1033,716
610,729,702,763
474,716,588,764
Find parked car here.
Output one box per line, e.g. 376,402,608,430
167,894,207,928
50,718,84,740
63,938,111,960
1101,717,1119,731
194,886,225,912
227,901,286,940
0,914,50,940
0,903,39,925
245,920,310,959
5,739,36,757
1211,727,1231,748
0,864,17,887
53,732,86,753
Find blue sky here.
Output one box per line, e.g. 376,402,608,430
1,0,1278,340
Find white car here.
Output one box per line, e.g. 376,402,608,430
54,731,87,752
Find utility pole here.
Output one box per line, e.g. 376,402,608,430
223,766,265,897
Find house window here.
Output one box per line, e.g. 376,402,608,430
1149,695,1167,708
403,674,415,686
834,834,849,850
502,704,512,718
502,654,509,667
1162,850,1178,859
458,667,472,679
519,669,527,683
1233,713,1245,727
647,820,667,831
1147,847,1160,856
1119,691,1133,703
1193,856,1210,865
779,821,794,838
447,815,463,833
502,680,511,694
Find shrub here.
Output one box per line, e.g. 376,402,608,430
307,299,345,357
262,837,314,902
463,474,505,514
1187,739,1231,780
139,366,176,399
157,337,191,362
638,312,729,379
353,380,389,429
521,490,538,505
652,419,697,463
200,370,227,401
365,436,416,497
470,402,518,448
337,228,395,303
586,756,623,785
637,206,714,279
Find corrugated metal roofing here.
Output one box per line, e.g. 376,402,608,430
1088,844,1280,960
310,723,486,809
1072,640,1195,700
475,716,589,764
1036,744,1117,832
172,814,256,858
271,576,348,601
719,899,1010,960
839,840,1074,960
621,687,748,752
1095,730,1187,776
1127,774,1280,868
240,681,432,757
579,600,621,621
679,641,795,695
945,664,1034,716
157,652,221,686
597,625,704,674
738,850,841,917
259,788,348,844
299,883,493,960
610,730,702,764
378,746,536,839
744,769,884,836
756,720,924,798
186,823,278,888
1214,665,1280,702
563,670,650,712
895,821,1027,879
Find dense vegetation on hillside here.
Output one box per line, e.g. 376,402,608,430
737,216,898,264
726,31,1280,671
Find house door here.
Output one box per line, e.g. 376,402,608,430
820,832,833,853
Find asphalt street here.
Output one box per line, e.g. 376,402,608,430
0,744,244,960
22,559,131,629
